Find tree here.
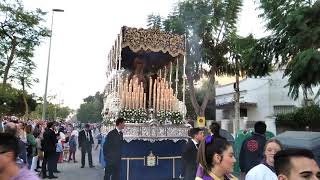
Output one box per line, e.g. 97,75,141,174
11,58,38,118
162,0,243,119
229,34,260,132
250,0,320,102
77,92,104,123
30,103,71,121
0,0,49,85
147,14,162,29
0,83,37,117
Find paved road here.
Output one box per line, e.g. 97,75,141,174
42,147,104,180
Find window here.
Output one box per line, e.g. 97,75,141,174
240,108,247,117
273,105,296,115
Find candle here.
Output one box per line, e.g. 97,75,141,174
128,92,131,109
175,58,179,96
166,89,169,111
135,92,137,109
159,78,163,111
149,77,152,109
156,79,160,112
140,82,143,109
153,79,157,110
164,66,167,81
137,85,139,109
144,93,146,109
169,62,172,87
140,90,143,109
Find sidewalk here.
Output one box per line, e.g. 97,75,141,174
43,147,104,180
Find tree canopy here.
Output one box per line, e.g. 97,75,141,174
148,0,247,119
251,0,320,100
77,92,104,123
0,84,37,116
29,103,71,121
0,0,49,85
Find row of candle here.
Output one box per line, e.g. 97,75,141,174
120,77,146,109
150,77,178,112
119,76,179,112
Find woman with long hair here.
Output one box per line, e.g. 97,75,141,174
245,139,283,180
196,136,238,180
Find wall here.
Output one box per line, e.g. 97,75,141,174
216,70,308,122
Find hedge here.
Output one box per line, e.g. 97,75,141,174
276,105,320,130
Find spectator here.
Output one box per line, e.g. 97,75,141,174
68,134,77,163
239,121,267,176
0,120,4,133
4,122,27,164
95,132,103,150
63,132,70,161
26,125,37,169
41,121,58,179
274,148,320,180
245,139,283,180
181,127,204,180
54,138,63,173
18,123,27,144
0,133,40,180
34,130,43,172
78,123,95,168
195,136,237,180
210,122,226,140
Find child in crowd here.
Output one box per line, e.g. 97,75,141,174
68,134,77,163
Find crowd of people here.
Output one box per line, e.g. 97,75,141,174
180,121,320,180
0,117,101,180
1,117,319,180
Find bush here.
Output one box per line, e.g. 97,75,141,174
276,105,320,130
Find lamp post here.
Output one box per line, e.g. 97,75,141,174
42,9,64,121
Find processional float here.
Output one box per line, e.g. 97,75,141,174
102,26,188,125
101,27,190,180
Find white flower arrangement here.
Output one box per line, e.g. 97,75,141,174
156,110,183,124
119,109,148,123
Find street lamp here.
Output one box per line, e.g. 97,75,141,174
42,9,64,121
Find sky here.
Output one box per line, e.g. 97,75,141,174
21,0,266,110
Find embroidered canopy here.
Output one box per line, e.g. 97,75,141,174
121,26,186,57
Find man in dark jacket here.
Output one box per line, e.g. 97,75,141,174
41,121,58,179
181,127,204,180
103,118,125,180
78,124,94,168
239,121,267,176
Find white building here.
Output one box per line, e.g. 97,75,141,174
215,70,309,134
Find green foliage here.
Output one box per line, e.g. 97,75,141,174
0,0,49,84
276,105,320,130
0,84,37,116
253,0,320,99
77,92,104,123
12,56,38,89
146,14,162,29
160,0,244,117
29,103,71,121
